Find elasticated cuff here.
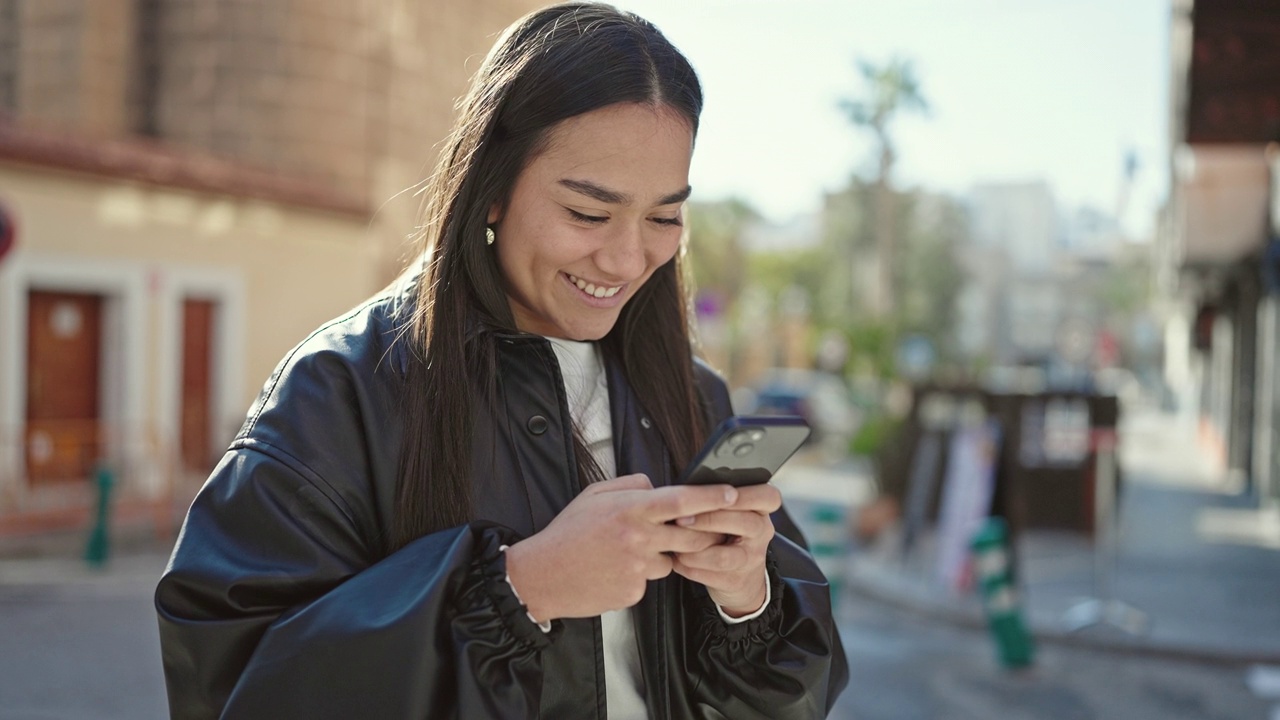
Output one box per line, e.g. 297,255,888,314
698,552,785,645
468,523,559,650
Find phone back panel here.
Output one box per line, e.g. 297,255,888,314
680,416,810,486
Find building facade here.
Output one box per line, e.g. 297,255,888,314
0,0,545,536
1160,0,1280,506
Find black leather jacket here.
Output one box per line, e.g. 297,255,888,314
156,280,849,719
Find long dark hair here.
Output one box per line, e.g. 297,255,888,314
389,2,708,551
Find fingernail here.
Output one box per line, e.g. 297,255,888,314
724,487,738,504
677,515,695,526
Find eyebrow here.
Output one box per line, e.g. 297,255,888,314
558,178,692,207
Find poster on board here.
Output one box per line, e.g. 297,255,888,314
935,418,1002,593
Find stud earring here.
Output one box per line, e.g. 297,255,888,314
485,226,496,245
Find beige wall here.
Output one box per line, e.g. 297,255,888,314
7,0,548,282
0,0,548,525
0,161,377,514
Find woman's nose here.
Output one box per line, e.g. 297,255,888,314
593,222,647,281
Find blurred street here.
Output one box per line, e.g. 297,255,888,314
1,405,1278,719
0,552,169,719
831,594,1273,720
0,552,1271,720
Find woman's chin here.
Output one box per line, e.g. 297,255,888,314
556,316,618,342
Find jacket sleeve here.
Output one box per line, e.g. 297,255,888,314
155,450,550,720
683,361,851,718
676,538,849,719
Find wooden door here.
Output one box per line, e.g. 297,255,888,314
181,299,215,472
25,291,103,483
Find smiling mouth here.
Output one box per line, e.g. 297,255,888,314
566,273,623,299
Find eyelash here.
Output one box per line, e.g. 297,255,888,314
567,208,683,227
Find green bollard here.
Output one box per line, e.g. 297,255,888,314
970,517,1034,669
808,503,847,599
85,464,115,567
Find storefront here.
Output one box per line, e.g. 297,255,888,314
1165,0,1280,504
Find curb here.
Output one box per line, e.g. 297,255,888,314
844,564,1280,667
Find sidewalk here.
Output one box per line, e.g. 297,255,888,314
0,527,172,597
777,407,1280,666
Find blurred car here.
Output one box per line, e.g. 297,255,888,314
739,369,860,455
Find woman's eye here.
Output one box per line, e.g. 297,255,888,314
650,216,683,227
568,208,608,224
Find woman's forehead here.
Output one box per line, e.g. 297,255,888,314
529,103,694,200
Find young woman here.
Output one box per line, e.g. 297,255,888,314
156,3,848,718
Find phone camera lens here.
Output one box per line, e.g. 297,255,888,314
733,442,754,457
747,428,766,442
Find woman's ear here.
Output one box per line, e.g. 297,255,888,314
487,202,502,226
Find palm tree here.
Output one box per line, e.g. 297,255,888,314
839,57,928,318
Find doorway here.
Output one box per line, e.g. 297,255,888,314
180,298,216,473
25,290,103,483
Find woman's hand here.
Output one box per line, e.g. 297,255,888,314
504,474,741,623
670,483,782,617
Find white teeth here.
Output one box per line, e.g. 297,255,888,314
566,273,620,298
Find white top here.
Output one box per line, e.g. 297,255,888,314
521,337,772,718
548,337,648,719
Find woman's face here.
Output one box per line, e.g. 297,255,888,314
490,102,693,341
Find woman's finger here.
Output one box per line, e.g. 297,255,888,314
643,552,675,581
654,524,728,554
724,483,783,514
673,543,756,573
670,554,763,590
675,509,773,540
641,484,739,523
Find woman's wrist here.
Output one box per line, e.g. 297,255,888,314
499,544,552,632
711,568,771,620
503,540,553,625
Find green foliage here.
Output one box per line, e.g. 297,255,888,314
849,412,902,458
684,198,758,300
746,247,828,300
842,319,897,379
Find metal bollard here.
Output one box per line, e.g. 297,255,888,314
808,503,848,599
85,464,115,567
970,517,1034,669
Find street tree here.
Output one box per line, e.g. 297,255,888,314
838,57,929,318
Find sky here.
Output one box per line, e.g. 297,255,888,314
609,0,1171,239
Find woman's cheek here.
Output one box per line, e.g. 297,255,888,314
652,232,682,266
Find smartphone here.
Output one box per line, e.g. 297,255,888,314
678,416,811,486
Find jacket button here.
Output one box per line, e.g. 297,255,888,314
527,415,549,435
